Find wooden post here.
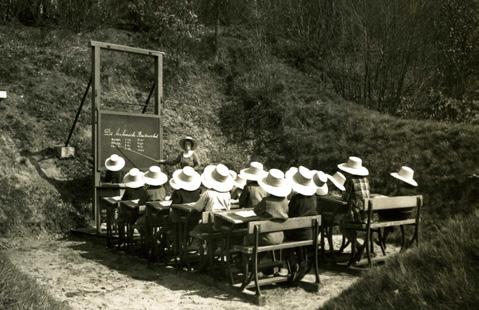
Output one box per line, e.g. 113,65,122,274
92,44,101,233
155,54,163,160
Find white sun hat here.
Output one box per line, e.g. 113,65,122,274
201,164,234,192
123,168,145,189
312,170,329,196
105,154,125,172
258,169,292,198
230,170,246,189
390,166,418,187
285,167,298,180
290,166,317,196
327,171,346,191
338,156,369,176
144,166,168,186
239,162,268,181
234,174,247,190
172,166,202,191
169,178,181,190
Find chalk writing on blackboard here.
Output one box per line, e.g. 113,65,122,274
98,111,161,170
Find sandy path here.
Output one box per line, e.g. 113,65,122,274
5,237,364,309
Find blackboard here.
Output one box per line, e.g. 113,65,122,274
98,111,161,170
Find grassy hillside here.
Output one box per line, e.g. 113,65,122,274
0,25,250,236
323,214,479,309
0,252,68,309
216,39,479,218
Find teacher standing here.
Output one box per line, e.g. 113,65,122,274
159,136,201,170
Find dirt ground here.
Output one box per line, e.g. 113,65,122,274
3,235,397,309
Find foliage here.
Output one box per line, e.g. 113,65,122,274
323,215,479,309
0,252,68,309
218,39,479,219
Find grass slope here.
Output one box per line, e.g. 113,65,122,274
0,25,250,236
0,252,68,309
216,43,479,218
323,215,479,309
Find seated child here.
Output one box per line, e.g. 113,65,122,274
337,156,370,262
102,154,125,184
285,166,318,281
117,168,147,245
170,166,202,204
189,164,233,233
326,171,346,198
380,166,418,246
238,162,268,209
312,170,328,196
230,170,246,201
134,166,168,236
246,169,291,246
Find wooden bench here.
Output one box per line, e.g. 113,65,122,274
233,215,321,305
343,195,423,267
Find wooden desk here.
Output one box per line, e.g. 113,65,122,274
212,209,263,284
214,209,261,225
101,196,121,247
145,201,172,261
95,184,124,233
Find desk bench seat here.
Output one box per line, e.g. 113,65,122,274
233,240,313,254
237,215,321,305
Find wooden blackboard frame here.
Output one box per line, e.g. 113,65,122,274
91,41,165,233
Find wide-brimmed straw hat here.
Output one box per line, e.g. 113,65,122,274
179,136,197,150
391,166,418,187
327,172,346,191
312,170,329,195
338,156,369,176
285,167,298,180
123,168,145,189
258,169,292,198
312,170,328,185
229,170,247,190
169,178,180,190
172,166,202,191
201,164,234,192
239,162,268,181
234,174,246,190
105,154,125,172
289,166,317,196
144,166,168,186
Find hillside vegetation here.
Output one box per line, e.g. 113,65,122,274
323,215,479,309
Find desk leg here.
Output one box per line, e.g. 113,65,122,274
225,230,235,285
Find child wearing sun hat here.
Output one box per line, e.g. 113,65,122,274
285,166,319,281
170,166,202,204
188,164,234,251
327,171,347,198
338,156,371,224
246,169,291,246
238,162,268,209
103,154,125,183
337,156,371,263
117,168,147,246
134,166,169,238
379,166,419,247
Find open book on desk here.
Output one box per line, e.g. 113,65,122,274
234,210,257,218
